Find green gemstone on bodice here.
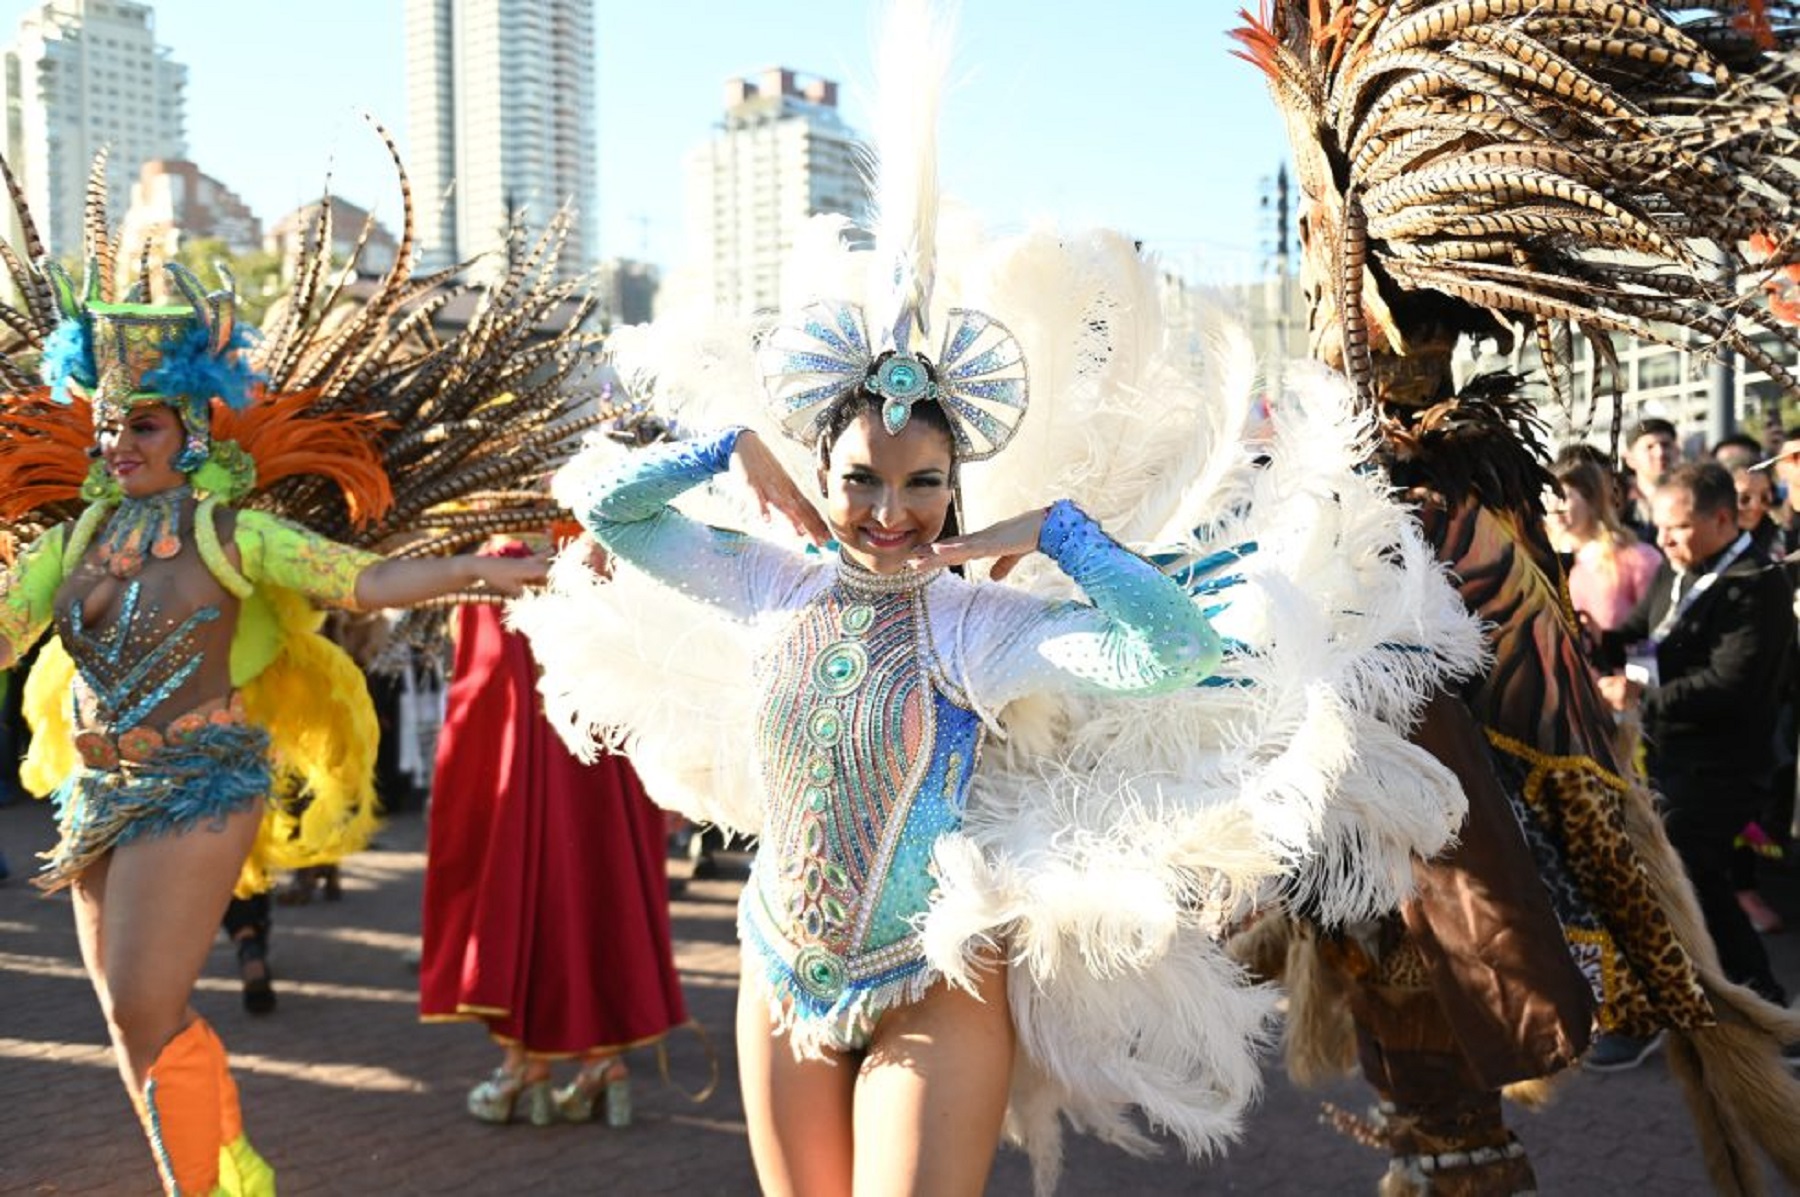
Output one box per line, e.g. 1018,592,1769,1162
808,707,843,747
794,944,849,1000
814,639,869,694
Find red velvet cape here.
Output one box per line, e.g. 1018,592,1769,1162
419,589,687,1054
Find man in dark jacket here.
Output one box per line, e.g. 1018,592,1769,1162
1599,462,1793,1017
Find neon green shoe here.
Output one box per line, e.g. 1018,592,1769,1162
217,1134,276,1196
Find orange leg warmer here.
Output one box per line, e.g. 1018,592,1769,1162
138,1019,225,1196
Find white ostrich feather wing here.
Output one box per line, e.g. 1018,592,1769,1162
509,435,772,836
906,237,1485,1182
521,204,1487,1185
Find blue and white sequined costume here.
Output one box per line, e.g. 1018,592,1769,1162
521,227,1488,1187
582,427,1221,1052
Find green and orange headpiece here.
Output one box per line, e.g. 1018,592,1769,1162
40,259,262,479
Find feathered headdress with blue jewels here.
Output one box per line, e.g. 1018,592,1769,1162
40,259,263,485
755,0,1028,463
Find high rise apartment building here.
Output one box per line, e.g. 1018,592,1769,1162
596,255,658,327
685,68,868,317
4,0,187,259
117,158,260,264
404,0,596,283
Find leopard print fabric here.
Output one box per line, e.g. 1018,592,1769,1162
1421,495,1711,1035
1373,936,1436,990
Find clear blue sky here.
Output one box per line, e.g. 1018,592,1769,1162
2,1,1291,284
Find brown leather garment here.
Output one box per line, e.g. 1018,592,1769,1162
1397,691,1595,1088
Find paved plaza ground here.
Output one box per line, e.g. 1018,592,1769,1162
2,795,1795,1195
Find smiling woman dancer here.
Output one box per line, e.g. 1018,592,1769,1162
0,269,543,1195
578,352,1222,1194
520,3,1495,1192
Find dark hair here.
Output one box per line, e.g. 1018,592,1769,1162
1553,457,1636,544
1554,457,1612,512
1711,432,1762,457
1783,425,1800,446
1734,464,1773,492
1553,442,1610,470
1658,461,1736,517
1628,417,1677,444
819,389,956,462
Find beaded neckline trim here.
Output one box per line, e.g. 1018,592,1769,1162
96,485,191,579
833,555,943,596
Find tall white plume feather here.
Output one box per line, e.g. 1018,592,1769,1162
865,0,955,350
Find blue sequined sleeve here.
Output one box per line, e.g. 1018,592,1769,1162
583,428,816,620
968,500,1221,702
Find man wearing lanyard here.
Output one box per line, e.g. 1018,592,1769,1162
1593,462,1794,1068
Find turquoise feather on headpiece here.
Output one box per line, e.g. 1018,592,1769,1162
39,256,99,404
143,322,263,415
40,259,262,474
40,318,97,404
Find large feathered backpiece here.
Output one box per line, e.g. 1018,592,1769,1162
1234,7,1800,1193
0,124,609,580
0,127,611,892
1233,1,1800,441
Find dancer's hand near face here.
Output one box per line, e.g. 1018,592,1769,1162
906,508,1049,580
732,431,830,546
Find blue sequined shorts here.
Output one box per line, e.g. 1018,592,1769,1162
38,720,271,891
738,877,939,1056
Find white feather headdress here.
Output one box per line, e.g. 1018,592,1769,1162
755,0,1028,462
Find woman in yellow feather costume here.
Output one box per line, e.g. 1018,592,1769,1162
0,261,544,1197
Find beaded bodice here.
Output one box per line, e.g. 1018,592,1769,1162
578,427,1226,1048
749,559,981,1007
55,494,237,737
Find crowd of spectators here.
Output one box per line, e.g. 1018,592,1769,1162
1548,420,1800,1069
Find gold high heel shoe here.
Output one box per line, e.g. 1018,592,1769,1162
553,1056,631,1127
467,1065,555,1126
